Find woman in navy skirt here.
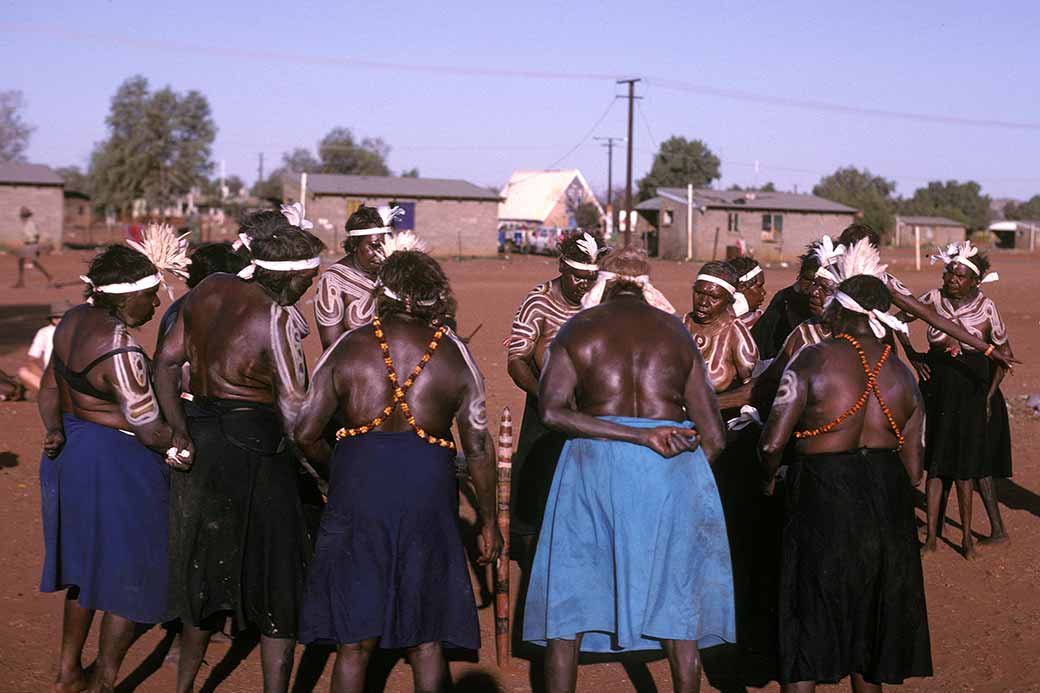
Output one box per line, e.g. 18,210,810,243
38,243,181,691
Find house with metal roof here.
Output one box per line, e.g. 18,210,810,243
636,187,858,261
0,162,65,249
283,173,501,257
988,219,1039,250
893,215,966,248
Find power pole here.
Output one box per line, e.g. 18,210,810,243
594,136,623,238
616,78,642,247
258,153,264,185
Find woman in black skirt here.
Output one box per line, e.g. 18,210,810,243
900,242,1012,559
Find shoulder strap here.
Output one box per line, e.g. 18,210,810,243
79,346,148,376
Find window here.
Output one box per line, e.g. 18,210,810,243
727,212,739,233
663,210,674,226
761,214,783,242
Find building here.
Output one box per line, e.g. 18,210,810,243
283,174,501,257
64,189,92,230
0,162,64,249
635,188,858,261
498,169,605,252
989,220,1039,250
893,216,966,248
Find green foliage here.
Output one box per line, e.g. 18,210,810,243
282,147,321,173
727,181,776,192
901,180,991,231
401,167,420,178
88,76,216,213
0,90,33,162
637,136,721,201
56,166,90,195
1004,195,1040,221
574,201,602,230
318,127,390,176
813,166,897,239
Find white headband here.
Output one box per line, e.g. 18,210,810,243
237,256,322,279
830,290,909,339
695,274,736,295
348,205,405,237
739,265,763,283
383,286,438,307
581,271,676,314
564,232,600,272
930,241,999,283
564,258,600,272
815,266,839,282
733,293,751,317
80,272,162,294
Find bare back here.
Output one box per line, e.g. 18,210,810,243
557,297,694,420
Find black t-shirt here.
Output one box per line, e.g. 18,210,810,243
751,285,812,360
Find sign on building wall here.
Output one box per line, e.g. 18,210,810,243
390,201,416,230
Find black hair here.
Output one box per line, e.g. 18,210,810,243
83,245,157,311
250,226,326,298
342,205,387,254
187,242,249,288
375,250,457,325
728,255,762,287
799,241,822,277
837,275,891,313
558,230,605,263
838,223,881,249
697,260,740,287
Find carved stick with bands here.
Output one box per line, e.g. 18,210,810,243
494,406,513,667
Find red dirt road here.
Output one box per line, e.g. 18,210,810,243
0,249,1038,691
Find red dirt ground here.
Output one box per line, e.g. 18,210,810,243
0,248,1038,692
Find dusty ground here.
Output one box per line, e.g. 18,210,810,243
0,248,1038,692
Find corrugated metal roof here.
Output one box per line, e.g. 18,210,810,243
657,187,858,214
306,173,500,201
897,216,965,227
498,169,604,223
0,161,64,186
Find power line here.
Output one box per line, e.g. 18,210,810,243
5,21,1040,132
542,97,619,171
636,101,658,150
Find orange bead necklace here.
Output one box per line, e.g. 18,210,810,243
335,315,456,450
793,333,905,450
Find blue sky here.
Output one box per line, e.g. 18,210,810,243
3,1,1039,200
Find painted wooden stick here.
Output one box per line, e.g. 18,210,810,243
494,406,513,667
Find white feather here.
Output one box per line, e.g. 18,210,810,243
280,202,314,230
832,237,887,281
379,230,428,258
378,206,406,227
125,223,192,280
576,233,599,263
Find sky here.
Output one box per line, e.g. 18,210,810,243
3,1,1040,201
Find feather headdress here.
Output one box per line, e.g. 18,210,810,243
379,230,428,258
125,223,192,298
831,237,888,282
378,205,407,227
812,235,847,281
930,240,998,283
564,232,601,272
280,201,314,230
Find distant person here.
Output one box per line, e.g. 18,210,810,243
760,274,931,691
898,241,1013,558
294,248,500,692
13,207,55,289
729,255,767,329
683,261,758,393
155,219,324,693
315,204,402,349
750,245,820,359
17,302,71,394
524,246,734,693
38,244,178,692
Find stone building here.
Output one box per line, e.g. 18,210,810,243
0,162,64,249
636,187,858,261
893,216,966,248
283,173,501,257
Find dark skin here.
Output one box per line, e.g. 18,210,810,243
317,233,388,349
294,312,501,693
898,263,1012,557
506,261,598,398
739,272,767,313
153,270,317,693
758,311,924,693
690,279,733,325
38,286,173,693
537,287,725,693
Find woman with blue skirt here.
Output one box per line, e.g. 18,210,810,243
38,243,180,691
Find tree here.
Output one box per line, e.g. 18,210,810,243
0,90,34,161
574,201,602,230
813,166,898,240
902,180,991,231
89,76,216,214
1004,195,1040,221
251,170,285,202
727,181,777,192
282,147,321,173
401,167,420,178
56,165,90,195
318,127,390,176
637,136,721,201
